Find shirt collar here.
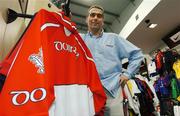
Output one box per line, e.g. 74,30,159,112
87,29,104,38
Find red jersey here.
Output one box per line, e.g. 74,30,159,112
0,9,106,116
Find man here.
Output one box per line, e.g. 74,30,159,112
80,5,144,116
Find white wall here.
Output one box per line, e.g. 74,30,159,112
0,0,60,61
0,9,6,61
0,0,25,61
25,0,60,25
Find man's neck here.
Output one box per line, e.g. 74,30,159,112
89,29,102,37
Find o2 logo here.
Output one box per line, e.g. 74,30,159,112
10,88,47,106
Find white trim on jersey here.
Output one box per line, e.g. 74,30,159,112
55,12,77,30
7,40,24,76
74,37,94,62
41,23,60,31
54,12,94,62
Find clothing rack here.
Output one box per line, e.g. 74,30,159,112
7,8,33,24
7,0,71,24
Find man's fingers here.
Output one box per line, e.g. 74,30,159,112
120,80,126,87
119,75,129,88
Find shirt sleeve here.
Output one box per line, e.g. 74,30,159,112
115,35,144,78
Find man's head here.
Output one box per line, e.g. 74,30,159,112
86,5,104,35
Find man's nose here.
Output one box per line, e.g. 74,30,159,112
93,15,99,19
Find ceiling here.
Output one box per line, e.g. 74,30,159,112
2,0,180,55
69,0,132,32
67,0,180,54
127,0,180,54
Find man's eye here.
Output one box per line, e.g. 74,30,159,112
90,13,96,17
97,14,103,18
89,13,103,18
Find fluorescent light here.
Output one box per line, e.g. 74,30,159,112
148,23,158,28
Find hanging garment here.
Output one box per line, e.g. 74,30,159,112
173,105,180,116
135,75,160,113
155,74,171,98
123,82,141,116
173,59,180,79
160,98,174,116
134,78,155,116
177,95,180,102
0,9,106,116
0,24,26,92
155,50,164,76
148,59,158,78
171,77,180,100
163,50,174,73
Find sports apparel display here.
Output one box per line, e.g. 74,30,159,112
155,50,164,76
0,9,106,116
173,59,180,79
150,49,180,116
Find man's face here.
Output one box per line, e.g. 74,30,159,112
86,8,104,31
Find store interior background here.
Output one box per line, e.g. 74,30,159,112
0,0,180,63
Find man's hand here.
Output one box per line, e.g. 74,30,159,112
119,75,129,88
